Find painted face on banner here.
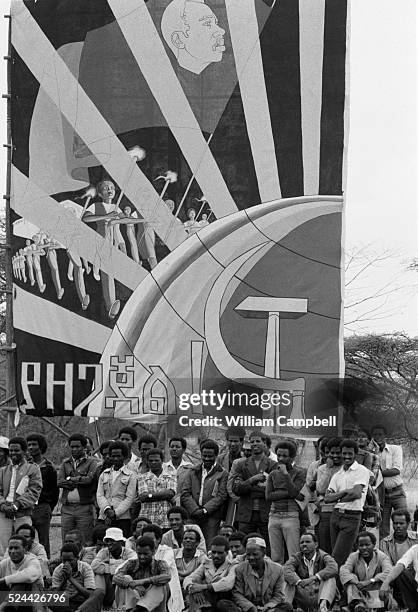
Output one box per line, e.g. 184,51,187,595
183,2,225,65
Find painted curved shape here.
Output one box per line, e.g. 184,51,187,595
204,245,305,392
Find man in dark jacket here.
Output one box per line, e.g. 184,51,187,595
231,431,277,554
57,434,99,545
283,532,338,612
233,536,292,612
27,433,59,557
181,440,228,547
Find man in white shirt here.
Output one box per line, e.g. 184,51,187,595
163,437,193,504
325,439,371,566
96,441,137,538
371,424,407,539
379,543,418,611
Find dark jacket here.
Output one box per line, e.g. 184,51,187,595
181,463,228,518
233,558,286,610
284,549,338,585
232,456,277,523
265,465,306,514
35,458,59,509
57,456,99,505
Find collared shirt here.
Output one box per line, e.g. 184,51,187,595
199,466,214,506
175,548,207,582
125,452,141,474
328,461,370,511
115,558,169,582
0,553,43,589
161,526,207,553
136,468,177,528
52,561,95,598
183,557,236,593
302,553,317,578
163,458,193,473
397,544,418,583
378,444,403,489
6,465,18,502
91,546,136,575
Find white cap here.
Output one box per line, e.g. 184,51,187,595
104,527,126,542
0,436,9,450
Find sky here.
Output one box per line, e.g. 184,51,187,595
0,0,416,336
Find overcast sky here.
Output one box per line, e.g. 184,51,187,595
0,0,416,335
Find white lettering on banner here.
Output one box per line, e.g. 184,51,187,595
21,362,103,415
105,355,139,414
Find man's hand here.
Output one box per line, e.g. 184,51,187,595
191,508,205,519
116,575,133,589
250,473,266,484
135,585,146,597
138,493,151,503
357,580,372,591
189,584,207,594
152,575,169,586
298,577,317,588
62,563,73,579
2,503,15,519
379,582,390,601
104,507,116,520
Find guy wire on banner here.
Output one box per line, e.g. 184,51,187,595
1,11,17,438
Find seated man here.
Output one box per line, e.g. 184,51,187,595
4,524,48,579
51,543,102,612
49,530,95,575
379,543,418,612
113,535,171,612
174,528,207,588
161,506,207,553
379,509,418,609
0,534,43,611
91,527,136,607
283,532,338,612
340,531,392,612
233,536,292,612
229,531,246,561
142,524,183,612
126,517,152,551
183,535,238,611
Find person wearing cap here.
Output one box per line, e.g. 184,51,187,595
0,437,10,468
96,440,137,538
0,436,42,557
283,532,338,612
113,535,171,612
183,535,238,611
233,536,292,612
26,432,59,558
91,527,136,608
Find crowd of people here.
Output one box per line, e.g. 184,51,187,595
0,424,416,612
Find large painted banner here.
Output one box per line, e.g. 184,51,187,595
10,0,348,434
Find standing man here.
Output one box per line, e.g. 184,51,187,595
371,424,407,539
0,437,42,556
231,431,277,551
325,439,371,566
137,449,177,530
218,427,245,525
26,433,59,558
266,440,306,564
96,441,137,538
58,434,99,545
163,437,193,504
181,440,228,546
316,438,343,554
117,427,140,473
137,434,158,475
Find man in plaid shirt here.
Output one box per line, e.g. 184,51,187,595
137,449,176,529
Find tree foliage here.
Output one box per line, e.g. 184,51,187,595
344,333,418,440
